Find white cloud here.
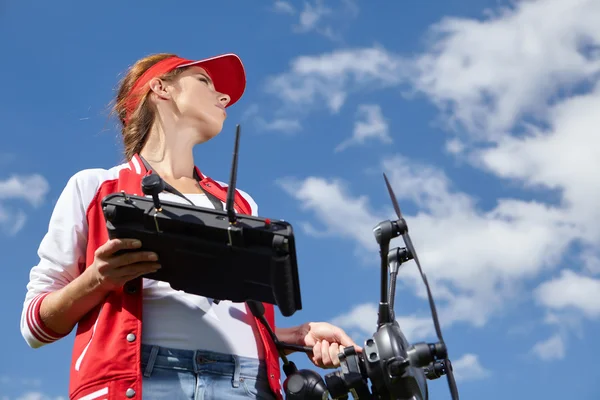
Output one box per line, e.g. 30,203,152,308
296,0,331,33
381,156,576,283
335,104,392,152
406,0,600,137
277,176,382,252
265,0,600,139
0,174,49,235
534,270,600,318
0,174,50,207
0,204,28,236
474,84,600,243
264,46,405,115
20,378,42,388
531,333,566,361
544,311,585,332
276,0,359,41
444,138,465,155
451,353,491,382
257,118,302,134
0,376,64,400
272,0,295,15
241,103,302,134
265,0,600,204
15,393,65,400
394,0,600,337
398,0,600,254
580,249,600,275
279,154,579,329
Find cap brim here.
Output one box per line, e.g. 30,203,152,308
178,54,246,108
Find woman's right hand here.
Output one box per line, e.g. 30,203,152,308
86,238,161,292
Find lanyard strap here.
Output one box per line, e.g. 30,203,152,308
138,155,224,211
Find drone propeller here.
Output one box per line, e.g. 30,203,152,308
383,173,459,400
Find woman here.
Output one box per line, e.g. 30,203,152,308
20,53,359,400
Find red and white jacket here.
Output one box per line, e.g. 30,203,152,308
20,154,283,400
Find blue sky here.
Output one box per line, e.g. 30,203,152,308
2,0,600,399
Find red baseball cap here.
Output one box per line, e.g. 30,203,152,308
124,53,246,125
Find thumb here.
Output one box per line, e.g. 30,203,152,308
335,329,362,352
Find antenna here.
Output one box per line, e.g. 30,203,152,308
226,124,241,224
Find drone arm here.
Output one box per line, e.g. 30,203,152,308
373,221,397,327
388,247,413,310
389,262,398,307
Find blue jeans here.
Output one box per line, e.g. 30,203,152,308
141,344,277,400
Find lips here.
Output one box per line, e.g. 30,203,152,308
215,104,226,115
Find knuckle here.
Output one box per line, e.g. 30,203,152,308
122,253,135,264
140,252,157,262
122,252,140,265
97,260,109,271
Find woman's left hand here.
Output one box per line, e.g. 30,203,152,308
301,322,362,369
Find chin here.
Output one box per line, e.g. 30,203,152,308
196,121,225,144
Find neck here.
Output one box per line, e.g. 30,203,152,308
140,120,198,180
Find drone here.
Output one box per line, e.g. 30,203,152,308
252,170,460,400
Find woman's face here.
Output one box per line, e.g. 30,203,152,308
157,66,231,142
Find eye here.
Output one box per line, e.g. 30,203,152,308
198,77,209,84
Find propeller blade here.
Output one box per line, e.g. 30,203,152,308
382,173,445,342
406,234,444,343
382,172,459,399
445,359,459,400
421,273,444,345
383,173,404,220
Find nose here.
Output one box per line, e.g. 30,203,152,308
218,92,231,107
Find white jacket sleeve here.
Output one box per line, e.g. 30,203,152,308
20,171,92,348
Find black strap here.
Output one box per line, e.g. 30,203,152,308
204,189,224,211
138,155,223,211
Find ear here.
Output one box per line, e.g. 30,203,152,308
148,77,171,101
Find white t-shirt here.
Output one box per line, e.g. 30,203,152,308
140,192,264,359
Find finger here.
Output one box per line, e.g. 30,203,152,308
329,342,340,367
96,238,142,258
320,340,332,368
117,262,162,281
111,251,159,268
312,342,322,367
334,328,362,351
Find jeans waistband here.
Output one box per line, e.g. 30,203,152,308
140,344,269,383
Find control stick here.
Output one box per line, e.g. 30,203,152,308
142,174,165,211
